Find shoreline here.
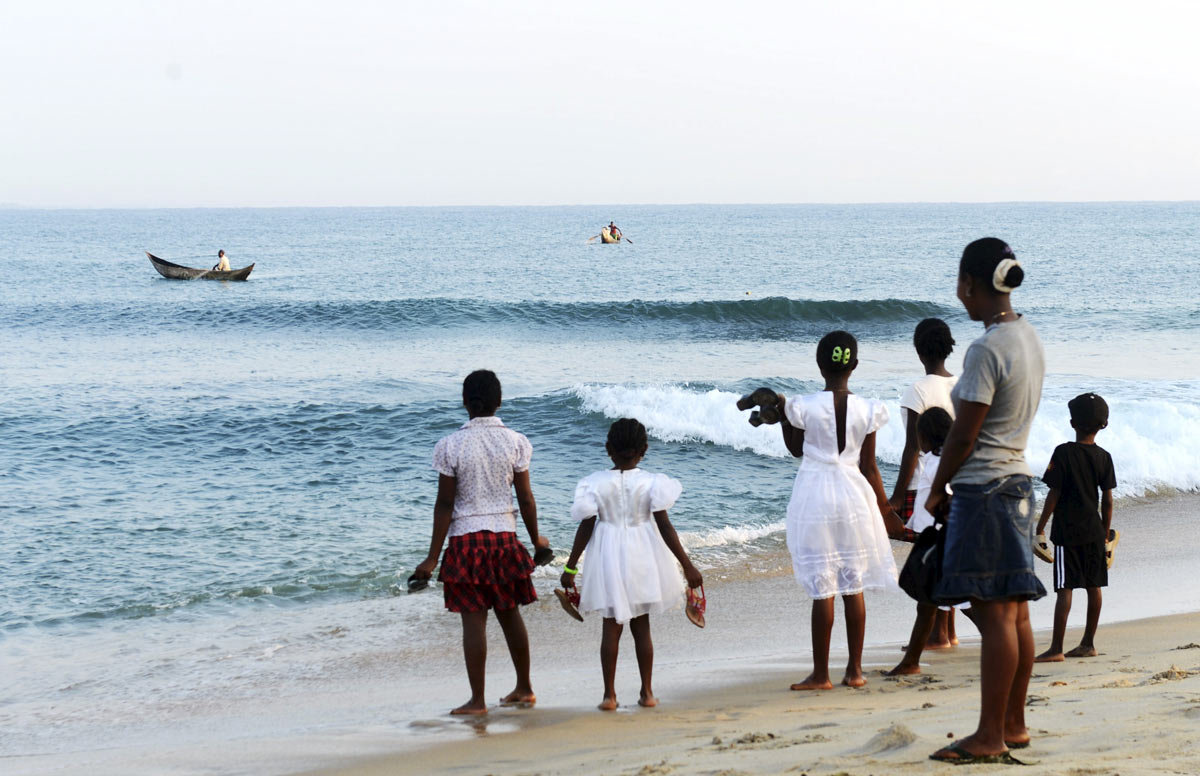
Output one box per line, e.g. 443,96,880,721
305,610,1200,776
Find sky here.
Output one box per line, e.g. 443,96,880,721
2,1,1199,208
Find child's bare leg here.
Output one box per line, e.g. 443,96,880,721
1035,589,1071,662
628,614,657,706
1003,601,1034,747
841,593,866,687
494,606,535,705
1066,587,1102,657
947,608,959,644
886,603,936,676
599,618,623,710
452,610,489,715
791,596,835,690
925,609,952,649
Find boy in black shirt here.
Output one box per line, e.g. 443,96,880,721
1034,393,1116,662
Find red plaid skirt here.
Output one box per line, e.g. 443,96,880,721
903,490,916,523
440,531,537,613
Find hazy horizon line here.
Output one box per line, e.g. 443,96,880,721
2,198,1198,212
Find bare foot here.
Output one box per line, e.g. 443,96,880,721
790,674,834,691
924,639,953,650
451,700,488,715
598,696,618,711
1034,649,1065,663
1065,645,1098,658
638,691,658,708
883,662,921,677
950,637,960,646
842,674,867,688
499,689,536,707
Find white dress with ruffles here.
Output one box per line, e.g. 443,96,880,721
785,393,899,599
571,468,687,624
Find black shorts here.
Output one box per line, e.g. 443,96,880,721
1053,541,1107,591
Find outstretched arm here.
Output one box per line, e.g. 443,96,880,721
513,469,549,551
1101,489,1113,536
414,474,457,578
926,400,990,518
860,432,904,537
654,510,703,588
889,409,920,512
1035,487,1060,535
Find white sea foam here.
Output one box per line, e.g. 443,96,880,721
678,521,786,549
573,383,1200,500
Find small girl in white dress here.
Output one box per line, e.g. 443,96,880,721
772,331,903,690
560,418,704,711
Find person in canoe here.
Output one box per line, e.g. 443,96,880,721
213,250,231,272
608,222,622,240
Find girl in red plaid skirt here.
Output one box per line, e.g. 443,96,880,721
411,370,550,715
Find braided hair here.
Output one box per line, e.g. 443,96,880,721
606,418,648,460
816,330,858,373
462,369,501,415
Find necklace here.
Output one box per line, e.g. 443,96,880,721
990,310,1015,324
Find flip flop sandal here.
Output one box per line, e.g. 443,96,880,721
929,743,1026,765
554,586,584,622
686,585,706,629
736,387,779,412
533,545,555,566
1105,529,1120,569
407,573,430,593
1006,740,1031,750
1033,534,1054,564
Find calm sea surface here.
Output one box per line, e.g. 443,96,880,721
2,203,1199,765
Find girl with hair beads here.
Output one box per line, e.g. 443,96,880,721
411,370,550,716
769,331,904,690
559,418,704,711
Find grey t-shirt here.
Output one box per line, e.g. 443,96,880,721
951,316,1045,485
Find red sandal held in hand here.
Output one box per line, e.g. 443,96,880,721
686,585,706,628
554,584,584,622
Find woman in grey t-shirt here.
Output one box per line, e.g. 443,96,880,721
926,238,1046,765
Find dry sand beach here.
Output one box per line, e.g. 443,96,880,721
310,612,1200,776
302,494,1200,776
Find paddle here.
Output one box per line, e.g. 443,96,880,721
624,236,633,244
587,234,600,243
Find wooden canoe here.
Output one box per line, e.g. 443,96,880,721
600,227,622,244
147,251,254,281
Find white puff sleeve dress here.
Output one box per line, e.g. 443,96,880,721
784,392,899,599
571,468,687,623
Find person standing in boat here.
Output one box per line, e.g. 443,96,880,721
608,222,621,239
213,250,231,272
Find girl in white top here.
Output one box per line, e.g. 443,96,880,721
561,418,703,711
886,406,964,677
889,318,958,519
771,331,903,690
412,370,549,716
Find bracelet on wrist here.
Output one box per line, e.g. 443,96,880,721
563,565,579,575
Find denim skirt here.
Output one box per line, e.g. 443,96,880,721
934,475,1047,604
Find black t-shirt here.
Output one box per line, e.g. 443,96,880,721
1042,442,1116,546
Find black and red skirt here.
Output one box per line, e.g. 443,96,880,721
439,531,537,613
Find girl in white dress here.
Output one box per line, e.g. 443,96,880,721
771,331,903,690
560,418,704,711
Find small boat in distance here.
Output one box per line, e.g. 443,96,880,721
600,226,622,243
147,251,254,281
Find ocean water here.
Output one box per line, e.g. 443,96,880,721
2,203,1200,767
